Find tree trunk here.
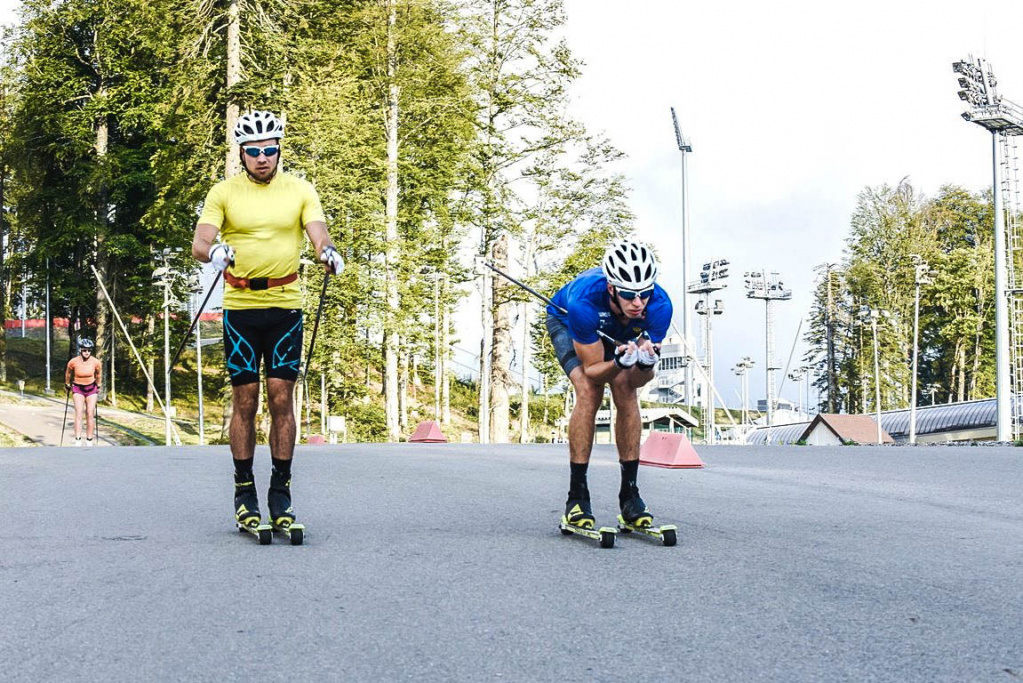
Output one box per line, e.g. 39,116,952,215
93,102,110,381
0,157,6,384
518,237,534,443
399,348,408,434
490,234,511,442
442,273,451,425
382,0,401,441
225,0,242,178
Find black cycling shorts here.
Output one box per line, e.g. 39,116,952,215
546,312,614,378
222,308,303,386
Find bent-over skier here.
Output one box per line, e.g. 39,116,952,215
546,240,673,530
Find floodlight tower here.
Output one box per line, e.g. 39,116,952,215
671,107,694,410
689,259,728,443
953,56,1023,441
744,270,792,428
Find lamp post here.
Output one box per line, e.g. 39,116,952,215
671,107,694,410
909,257,932,444
733,356,755,426
153,247,182,447
45,260,52,394
689,259,728,444
953,56,1023,441
744,270,792,428
787,367,805,417
860,306,890,444
188,276,206,446
800,365,814,417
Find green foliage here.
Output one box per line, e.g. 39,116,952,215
806,180,996,415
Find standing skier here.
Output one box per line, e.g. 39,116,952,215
64,337,102,447
190,110,343,532
546,240,673,530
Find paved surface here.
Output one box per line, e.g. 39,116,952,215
0,402,122,447
1,443,1021,682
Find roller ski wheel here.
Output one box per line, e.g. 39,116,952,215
266,470,303,544
237,518,273,545
271,518,305,546
617,514,678,546
558,516,617,548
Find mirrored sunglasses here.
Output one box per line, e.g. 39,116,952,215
242,145,280,158
617,287,654,301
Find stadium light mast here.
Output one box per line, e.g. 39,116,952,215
689,259,728,444
953,56,1023,441
744,270,792,428
671,107,694,410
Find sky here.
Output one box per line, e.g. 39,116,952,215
2,0,1023,409
557,0,1023,408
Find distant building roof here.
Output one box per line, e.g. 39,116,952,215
745,397,1009,445
799,414,893,445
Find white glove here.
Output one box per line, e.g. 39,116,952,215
320,245,344,275
636,345,659,370
614,343,638,370
208,243,234,272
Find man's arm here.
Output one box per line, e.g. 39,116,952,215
94,359,102,389
305,220,342,273
304,220,335,257
575,339,622,384
192,223,219,263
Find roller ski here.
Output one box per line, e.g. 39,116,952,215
616,494,677,546
267,470,304,546
558,494,616,548
234,475,272,545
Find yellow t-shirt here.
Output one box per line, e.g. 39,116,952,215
198,172,325,310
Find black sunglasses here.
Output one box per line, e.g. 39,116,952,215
242,145,280,158
616,287,653,301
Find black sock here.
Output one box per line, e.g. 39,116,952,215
271,457,292,478
234,458,254,480
619,460,640,500
569,462,589,498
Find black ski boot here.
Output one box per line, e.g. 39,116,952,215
267,469,295,528
619,489,653,528
234,474,262,527
564,490,595,530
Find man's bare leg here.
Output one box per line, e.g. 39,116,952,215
564,368,604,527
266,377,297,525
230,382,261,525
610,368,654,526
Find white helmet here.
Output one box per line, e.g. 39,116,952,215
602,240,658,291
233,110,285,144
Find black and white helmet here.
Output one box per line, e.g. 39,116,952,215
233,110,285,145
602,240,658,291
78,337,95,350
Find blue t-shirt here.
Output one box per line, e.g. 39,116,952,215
547,267,673,345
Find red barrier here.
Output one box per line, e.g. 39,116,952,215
639,431,704,469
409,420,447,443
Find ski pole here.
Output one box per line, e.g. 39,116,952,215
481,260,628,347
169,270,223,371
301,272,332,380
59,385,71,447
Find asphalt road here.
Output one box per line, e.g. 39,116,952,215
1,443,1021,682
